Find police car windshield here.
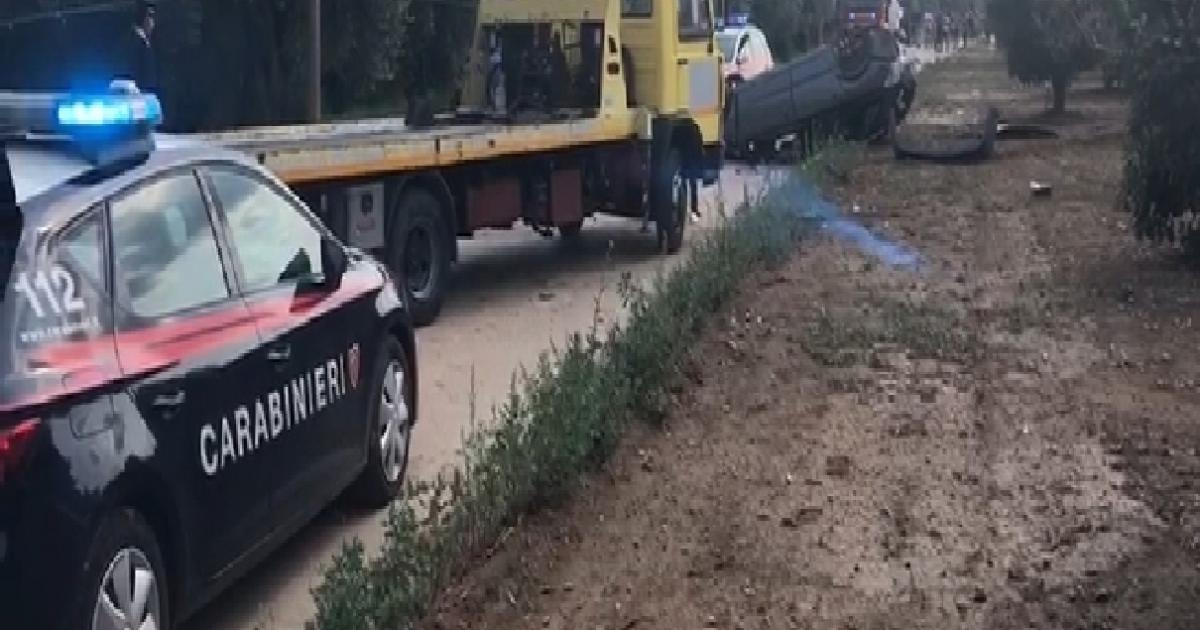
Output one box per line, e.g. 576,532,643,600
4,144,93,205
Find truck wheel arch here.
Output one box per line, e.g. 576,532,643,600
388,172,459,264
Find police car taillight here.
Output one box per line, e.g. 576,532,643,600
0,418,39,486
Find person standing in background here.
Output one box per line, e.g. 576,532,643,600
117,0,158,92
934,13,946,52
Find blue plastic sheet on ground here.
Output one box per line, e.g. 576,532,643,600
763,173,922,270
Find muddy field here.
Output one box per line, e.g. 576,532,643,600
424,49,1200,630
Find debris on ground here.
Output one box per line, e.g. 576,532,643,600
996,121,1060,140
1030,180,1054,197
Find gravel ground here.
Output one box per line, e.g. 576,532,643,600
423,48,1200,630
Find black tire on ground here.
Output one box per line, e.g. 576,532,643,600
653,147,686,255
387,188,450,327
349,336,413,507
72,509,170,630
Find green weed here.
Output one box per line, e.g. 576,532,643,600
801,299,976,366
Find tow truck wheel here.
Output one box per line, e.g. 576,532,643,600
76,510,169,630
389,188,450,327
559,220,584,240
654,148,687,255
350,337,412,507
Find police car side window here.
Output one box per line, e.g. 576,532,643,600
12,211,108,346
110,173,232,321
206,168,325,294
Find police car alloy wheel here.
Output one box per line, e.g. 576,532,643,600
351,337,412,506
94,548,162,630
78,510,169,630
379,357,411,483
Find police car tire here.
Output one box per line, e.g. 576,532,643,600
350,337,411,507
73,509,170,630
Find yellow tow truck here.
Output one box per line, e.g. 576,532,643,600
199,0,724,326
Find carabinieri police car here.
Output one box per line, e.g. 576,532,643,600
0,83,418,630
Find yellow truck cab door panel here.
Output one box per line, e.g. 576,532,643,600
675,0,720,117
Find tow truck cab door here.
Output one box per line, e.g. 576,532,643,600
674,0,722,142
202,164,374,529
106,169,275,585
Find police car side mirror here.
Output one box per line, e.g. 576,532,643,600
317,237,347,292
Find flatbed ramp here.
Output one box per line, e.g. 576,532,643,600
194,114,634,185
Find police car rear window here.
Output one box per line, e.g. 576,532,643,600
0,216,18,301
0,145,18,301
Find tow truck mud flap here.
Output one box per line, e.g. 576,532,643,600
649,118,674,218
649,118,686,254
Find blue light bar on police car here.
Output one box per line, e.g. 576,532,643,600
727,13,750,27
55,93,162,129
0,85,162,137
0,84,162,166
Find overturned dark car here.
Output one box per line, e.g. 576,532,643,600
723,28,916,158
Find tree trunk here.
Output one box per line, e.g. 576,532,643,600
1051,73,1068,113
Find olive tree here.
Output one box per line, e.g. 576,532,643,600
986,0,1106,112
1124,0,1200,254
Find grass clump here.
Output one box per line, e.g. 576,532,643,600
801,299,976,367
307,167,815,630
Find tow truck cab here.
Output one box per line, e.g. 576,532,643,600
458,0,723,154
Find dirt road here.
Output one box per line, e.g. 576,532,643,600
426,50,1200,630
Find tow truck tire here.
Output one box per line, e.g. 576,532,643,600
74,509,170,630
388,188,450,327
350,337,412,507
559,220,584,240
653,148,687,254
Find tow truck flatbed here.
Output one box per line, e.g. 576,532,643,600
195,112,636,185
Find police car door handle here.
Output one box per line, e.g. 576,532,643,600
152,390,187,408
267,344,292,362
